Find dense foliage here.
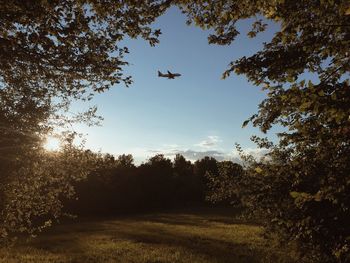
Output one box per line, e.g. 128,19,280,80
0,143,100,238
1,1,349,262
67,154,238,215
0,0,169,99
175,1,350,262
0,0,170,240
205,160,244,206
0,90,102,238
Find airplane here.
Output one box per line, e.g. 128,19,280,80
158,70,181,79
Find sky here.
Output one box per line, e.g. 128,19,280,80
70,7,281,164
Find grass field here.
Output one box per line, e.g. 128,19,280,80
0,208,295,263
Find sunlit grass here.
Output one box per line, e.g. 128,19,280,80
0,208,296,263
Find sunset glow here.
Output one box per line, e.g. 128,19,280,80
43,136,61,151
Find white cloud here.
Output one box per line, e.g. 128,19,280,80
166,150,226,162
245,147,269,158
227,147,269,163
195,135,222,148
124,140,268,165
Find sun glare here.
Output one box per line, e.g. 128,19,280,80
43,136,61,151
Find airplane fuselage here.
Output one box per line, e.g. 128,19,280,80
158,70,181,79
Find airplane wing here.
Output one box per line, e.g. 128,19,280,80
158,70,181,79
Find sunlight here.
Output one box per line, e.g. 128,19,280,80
43,136,61,151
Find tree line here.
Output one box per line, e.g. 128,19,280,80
0,1,349,262
66,153,241,216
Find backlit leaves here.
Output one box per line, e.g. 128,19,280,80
176,1,350,261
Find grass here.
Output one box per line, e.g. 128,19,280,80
0,208,295,263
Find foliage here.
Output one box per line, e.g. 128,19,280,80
0,77,103,239
0,0,169,100
0,88,48,238
193,156,219,199
0,0,170,240
235,138,350,263
68,154,222,215
0,138,103,239
176,1,350,262
205,161,243,206
2,1,349,261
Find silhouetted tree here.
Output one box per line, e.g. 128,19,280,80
0,1,169,101
0,0,170,239
205,161,243,206
69,153,215,216
173,154,192,177
176,1,350,261
172,154,199,205
193,157,219,200
116,154,135,169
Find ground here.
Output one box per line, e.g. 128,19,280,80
0,208,295,263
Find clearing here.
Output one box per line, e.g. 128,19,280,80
0,208,293,263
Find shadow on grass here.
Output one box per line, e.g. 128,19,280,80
134,209,257,227
111,224,265,263
13,208,282,263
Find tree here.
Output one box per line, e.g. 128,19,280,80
0,89,51,238
176,1,350,262
0,0,170,239
0,0,172,163
2,1,349,260
205,161,243,206
116,154,135,169
172,154,199,205
0,140,100,239
173,154,192,177
0,0,169,100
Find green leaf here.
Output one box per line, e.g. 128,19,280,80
318,90,325,96
255,167,263,173
290,191,299,198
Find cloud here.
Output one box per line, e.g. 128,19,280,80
141,147,269,165
127,141,268,165
147,144,180,154
195,135,222,148
226,147,269,164
167,150,226,161
146,148,240,163
241,148,269,160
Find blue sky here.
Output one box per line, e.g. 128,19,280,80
72,7,280,163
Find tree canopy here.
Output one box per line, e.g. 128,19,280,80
0,0,170,99
177,0,350,134
0,0,171,240
174,1,350,261
1,1,349,261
